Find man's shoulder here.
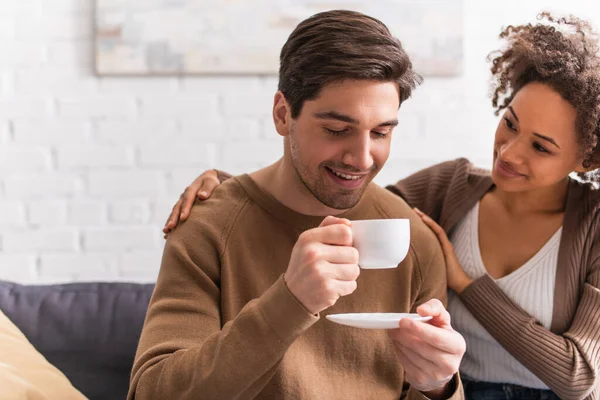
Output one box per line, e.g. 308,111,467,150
172,177,251,243
368,183,415,218
191,175,249,218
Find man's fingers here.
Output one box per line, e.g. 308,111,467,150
391,331,458,393
416,299,452,328
303,223,353,246
400,343,455,386
335,279,358,297
318,244,359,265
394,318,458,353
395,341,440,375
425,311,452,330
416,299,446,318
396,334,456,370
319,215,351,228
328,263,360,281
392,341,429,382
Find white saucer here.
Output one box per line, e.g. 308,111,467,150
325,313,433,329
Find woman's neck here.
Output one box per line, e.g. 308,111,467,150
491,178,570,216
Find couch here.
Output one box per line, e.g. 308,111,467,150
0,280,155,400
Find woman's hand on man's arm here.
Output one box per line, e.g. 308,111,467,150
163,169,222,236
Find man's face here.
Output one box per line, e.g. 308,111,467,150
276,80,400,210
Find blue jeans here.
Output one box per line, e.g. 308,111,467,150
463,379,560,400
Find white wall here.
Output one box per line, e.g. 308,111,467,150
1,0,599,283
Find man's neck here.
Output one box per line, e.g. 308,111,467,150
250,158,349,217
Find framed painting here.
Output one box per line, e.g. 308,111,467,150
95,0,463,76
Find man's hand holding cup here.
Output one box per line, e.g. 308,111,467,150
284,216,361,314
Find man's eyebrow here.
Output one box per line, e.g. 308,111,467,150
313,111,359,124
508,106,519,122
313,111,398,127
377,119,399,128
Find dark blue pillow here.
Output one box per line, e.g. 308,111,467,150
0,280,154,400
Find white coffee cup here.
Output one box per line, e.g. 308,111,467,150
350,219,410,269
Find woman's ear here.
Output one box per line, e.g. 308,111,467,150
574,159,598,174
273,91,292,137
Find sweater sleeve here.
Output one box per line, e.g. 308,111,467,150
127,206,318,399
403,376,464,400
459,265,600,399
385,159,469,222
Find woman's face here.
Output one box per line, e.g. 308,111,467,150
491,81,587,192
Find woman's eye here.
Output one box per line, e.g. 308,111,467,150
504,117,517,131
533,143,549,154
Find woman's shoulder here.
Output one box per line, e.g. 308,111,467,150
568,177,600,215
566,178,600,256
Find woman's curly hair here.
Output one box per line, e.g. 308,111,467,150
488,12,600,181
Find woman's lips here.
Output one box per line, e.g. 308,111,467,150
495,159,524,178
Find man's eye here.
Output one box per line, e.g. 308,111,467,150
372,131,388,139
325,128,348,136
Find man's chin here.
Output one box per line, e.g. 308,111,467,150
317,191,364,210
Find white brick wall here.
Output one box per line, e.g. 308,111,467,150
83,227,158,251
27,200,67,226
0,0,599,283
0,202,26,226
3,229,79,252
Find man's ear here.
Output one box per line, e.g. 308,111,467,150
273,91,292,137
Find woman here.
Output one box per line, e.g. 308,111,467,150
163,13,600,400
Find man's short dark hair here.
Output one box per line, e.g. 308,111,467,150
278,9,422,118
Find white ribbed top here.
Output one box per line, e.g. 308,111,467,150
448,202,561,388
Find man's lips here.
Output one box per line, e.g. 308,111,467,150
325,166,369,189
326,166,369,180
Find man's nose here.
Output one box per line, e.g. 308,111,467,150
341,134,373,171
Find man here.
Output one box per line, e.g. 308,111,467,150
129,10,465,399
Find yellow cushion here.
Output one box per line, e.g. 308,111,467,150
0,309,86,400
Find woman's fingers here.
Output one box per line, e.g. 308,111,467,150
414,208,455,256
163,198,184,234
163,170,221,234
196,175,221,199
